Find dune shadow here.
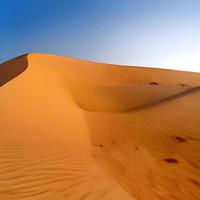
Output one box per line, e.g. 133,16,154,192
0,55,28,87
125,86,200,112
79,86,200,113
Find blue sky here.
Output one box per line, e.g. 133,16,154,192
1,0,200,71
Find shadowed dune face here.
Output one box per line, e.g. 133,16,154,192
0,55,28,87
0,53,200,200
74,84,195,112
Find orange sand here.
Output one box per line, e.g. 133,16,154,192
0,53,200,199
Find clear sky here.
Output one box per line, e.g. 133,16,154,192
1,0,200,72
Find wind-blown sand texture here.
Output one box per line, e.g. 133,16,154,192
0,53,200,200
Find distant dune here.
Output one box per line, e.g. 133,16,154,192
0,53,200,200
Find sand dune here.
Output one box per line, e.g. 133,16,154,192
0,53,200,200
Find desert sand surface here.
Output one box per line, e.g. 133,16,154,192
0,53,200,200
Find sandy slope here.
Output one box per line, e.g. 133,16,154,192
0,53,200,200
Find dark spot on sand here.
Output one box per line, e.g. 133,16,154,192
112,140,116,144
149,82,158,85
175,136,186,143
164,158,178,163
135,147,138,151
189,179,200,187
94,144,104,148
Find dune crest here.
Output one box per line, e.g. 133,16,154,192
0,53,200,199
